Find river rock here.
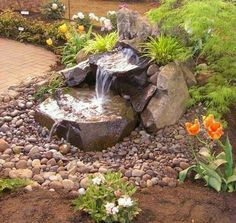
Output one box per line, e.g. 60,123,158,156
141,62,190,131
0,139,10,152
9,169,33,179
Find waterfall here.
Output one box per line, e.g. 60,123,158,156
95,48,139,100
95,67,113,100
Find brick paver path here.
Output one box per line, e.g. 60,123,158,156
0,38,57,93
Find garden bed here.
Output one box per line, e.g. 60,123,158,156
0,181,235,223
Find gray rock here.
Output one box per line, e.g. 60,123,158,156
141,62,190,131
15,119,23,127
28,146,41,159
147,64,159,76
117,8,152,49
132,169,145,177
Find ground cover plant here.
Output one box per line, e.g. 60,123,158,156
74,172,140,223
180,114,236,192
0,10,66,51
147,0,236,119
0,179,28,195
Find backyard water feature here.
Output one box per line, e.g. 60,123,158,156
35,46,145,151
36,8,194,151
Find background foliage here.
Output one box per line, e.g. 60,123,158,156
147,0,236,119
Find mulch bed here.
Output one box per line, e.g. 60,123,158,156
0,181,235,223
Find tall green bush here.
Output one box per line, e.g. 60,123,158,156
147,0,236,118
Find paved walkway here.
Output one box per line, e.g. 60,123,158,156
0,38,57,93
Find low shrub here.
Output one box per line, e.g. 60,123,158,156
0,11,66,51
73,172,140,223
83,32,118,54
142,35,191,65
180,114,236,192
41,0,65,20
0,178,28,195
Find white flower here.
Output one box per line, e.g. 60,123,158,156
78,188,86,195
77,12,85,20
51,3,58,10
107,11,116,16
92,176,103,185
72,14,78,20
103,19,113,31
112,206,119,215
63,5,66,11
105,202,119,215
99,16,106,23
118,196,133,207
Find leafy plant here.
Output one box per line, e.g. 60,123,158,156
0,178,28,195
73,172,140,223
180,114,236,192
147,0,236,118
142,35,191,65
41,0,65,20
34,73,65,99
61,26,92,68
83,32,118,54
0,11,66,51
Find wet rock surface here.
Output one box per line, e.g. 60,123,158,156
0,76,201,192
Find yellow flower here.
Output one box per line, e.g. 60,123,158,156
59,24,68,33
46,38,53,46
78,25,85,33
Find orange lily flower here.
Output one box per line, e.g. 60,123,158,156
207,121,224,140
203,114,214,130
185,119,200,136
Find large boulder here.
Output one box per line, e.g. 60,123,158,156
141,62,190,131
35,89,137,151
117,8,153,50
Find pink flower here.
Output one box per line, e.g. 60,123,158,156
119,4,128,9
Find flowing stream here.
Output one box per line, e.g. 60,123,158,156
95,48,139,99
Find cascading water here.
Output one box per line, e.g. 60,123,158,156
95,48,139,100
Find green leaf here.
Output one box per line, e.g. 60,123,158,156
208,177,222,192
179,165,196,182
216,152,226,160
227,175,236,184
199,162,222,183
223,136,234,177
